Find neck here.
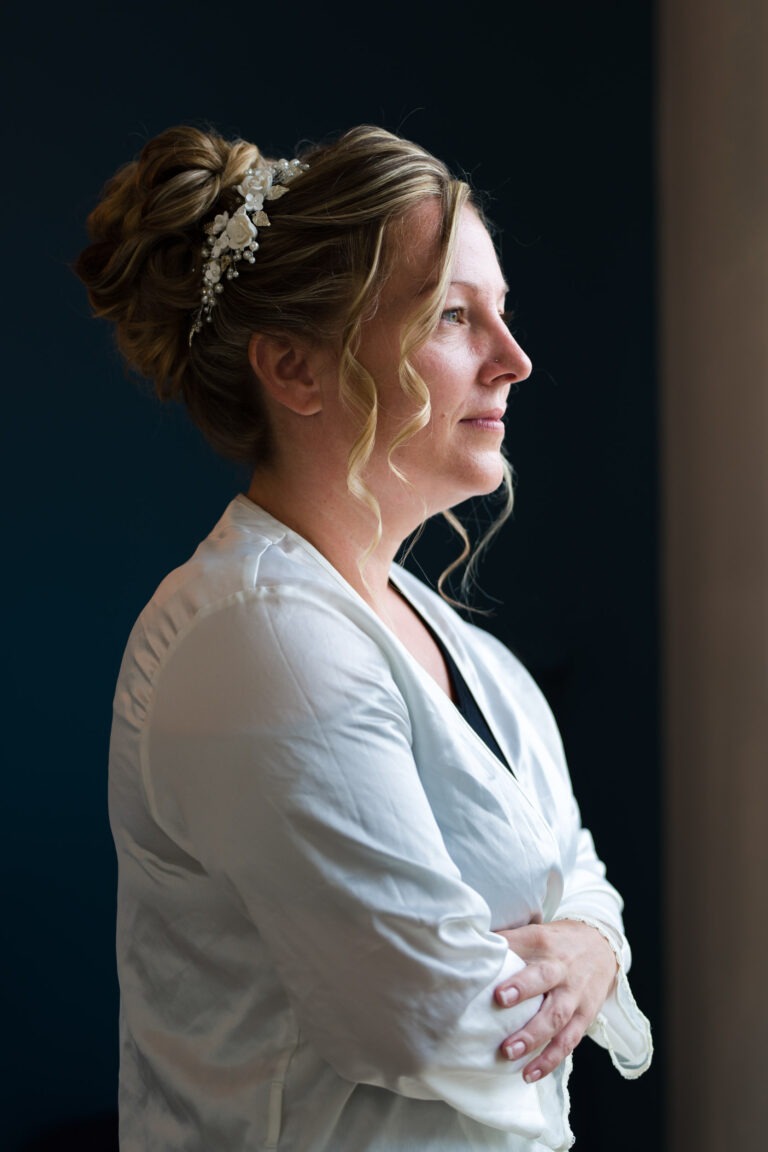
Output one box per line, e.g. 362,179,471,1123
246,466,419,614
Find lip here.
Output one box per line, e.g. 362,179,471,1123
460,408,506,427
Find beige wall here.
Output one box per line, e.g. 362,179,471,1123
659,1,768,1147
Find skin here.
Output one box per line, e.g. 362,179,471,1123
247,200,617,1083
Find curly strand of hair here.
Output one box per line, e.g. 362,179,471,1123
436,460,516,610
336,223,390,577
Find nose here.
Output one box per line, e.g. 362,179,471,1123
485,325,532,385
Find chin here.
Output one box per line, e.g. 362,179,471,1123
469,457,508,496
440,464,507,510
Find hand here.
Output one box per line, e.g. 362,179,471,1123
494,919,618,1083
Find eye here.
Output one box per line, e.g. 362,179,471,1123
441,306,466,325
500,310,516,329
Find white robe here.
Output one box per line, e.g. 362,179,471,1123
109,496,652,1151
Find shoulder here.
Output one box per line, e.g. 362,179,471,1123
116,499,402,728
154,583,399,718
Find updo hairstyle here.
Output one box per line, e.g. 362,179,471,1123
76,125,468,461
75,123,513,592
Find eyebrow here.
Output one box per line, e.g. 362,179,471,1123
449,277,510,294
414,276,509,299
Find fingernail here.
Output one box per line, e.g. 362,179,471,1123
498,987,519,1007
504,1040,526,1059
524,1068,542,1083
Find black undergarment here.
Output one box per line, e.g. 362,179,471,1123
425,622,514,776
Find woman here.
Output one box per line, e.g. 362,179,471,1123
76,124,652,1151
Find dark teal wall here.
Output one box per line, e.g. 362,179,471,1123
5,2,661,1148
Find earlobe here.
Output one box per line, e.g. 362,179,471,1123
248,333,323,416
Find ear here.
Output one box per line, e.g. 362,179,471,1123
248,333,324,416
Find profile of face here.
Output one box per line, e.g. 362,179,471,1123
357,201,533,517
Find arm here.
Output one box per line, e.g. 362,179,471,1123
142,587,552,1134
495,825,653,1083
554,824,653,1077
455,624,653,1082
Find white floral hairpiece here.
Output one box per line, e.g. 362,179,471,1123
189,157,308,344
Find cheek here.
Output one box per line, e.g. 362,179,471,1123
428,382,466,424
417,357,465,405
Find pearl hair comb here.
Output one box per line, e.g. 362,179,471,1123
189,157,308,343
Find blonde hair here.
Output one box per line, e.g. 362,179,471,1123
75,123,513,594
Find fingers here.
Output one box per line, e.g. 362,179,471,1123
502,988,579,1058
494,920,619,1081
521,1019,587,1082
495,957,564,1008
502,999,591,1082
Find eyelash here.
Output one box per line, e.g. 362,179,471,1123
440,307,516,327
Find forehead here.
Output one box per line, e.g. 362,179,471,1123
386,200,506,304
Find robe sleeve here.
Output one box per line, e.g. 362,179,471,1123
554,824,653,1077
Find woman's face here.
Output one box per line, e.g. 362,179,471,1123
356,200,532,517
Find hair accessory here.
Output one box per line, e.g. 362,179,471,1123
189,157,308,343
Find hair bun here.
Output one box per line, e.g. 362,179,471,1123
74,125,261,399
